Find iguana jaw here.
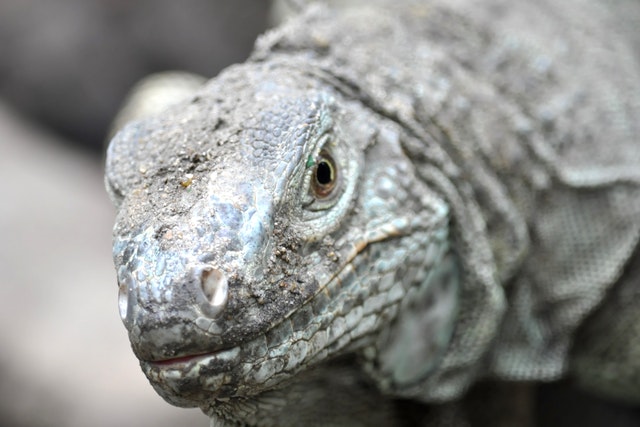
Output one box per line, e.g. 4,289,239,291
136,211,450,413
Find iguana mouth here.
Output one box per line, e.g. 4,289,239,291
143,346,241,372
150,352,220,367
137,213,448,409
144,219,409,370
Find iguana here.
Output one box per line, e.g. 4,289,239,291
104,0,640,425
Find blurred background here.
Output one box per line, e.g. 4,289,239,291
1,1,639,426
0,1,269,426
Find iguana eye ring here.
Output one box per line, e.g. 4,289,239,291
311,150,337,198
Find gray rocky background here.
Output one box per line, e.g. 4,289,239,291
0,1,268,426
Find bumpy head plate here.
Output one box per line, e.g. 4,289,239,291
105,62,458,424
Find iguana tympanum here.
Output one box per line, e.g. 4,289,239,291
104,0,640,425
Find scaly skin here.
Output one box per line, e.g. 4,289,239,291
105,1,640,425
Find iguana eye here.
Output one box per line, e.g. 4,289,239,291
311,150,337,198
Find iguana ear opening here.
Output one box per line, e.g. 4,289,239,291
372,250,461,387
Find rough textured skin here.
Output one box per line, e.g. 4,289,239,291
105,0,640,425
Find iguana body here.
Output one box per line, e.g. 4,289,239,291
105,0,640,425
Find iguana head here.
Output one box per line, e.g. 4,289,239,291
105,62,458,422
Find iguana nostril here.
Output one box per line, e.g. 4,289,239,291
118,281,128,321
117,273,134,326
199,266,228,316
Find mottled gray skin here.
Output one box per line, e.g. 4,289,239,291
105,0,640,425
